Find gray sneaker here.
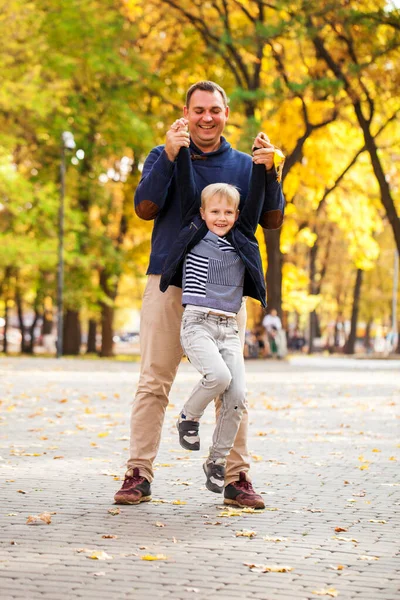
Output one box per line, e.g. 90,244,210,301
177,417,200,451
203,458,226,494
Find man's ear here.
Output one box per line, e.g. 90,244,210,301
183,106,188,118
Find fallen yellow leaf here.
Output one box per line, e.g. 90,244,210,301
87,551,113,560
244,562,293,573
141,554,168,561
108,507,120,515
172,500,186,505
359,555,379,561
249,453,263,461
236,530,257,538
26,512,52,525
219,508,243,517
369,519,386,524
312,588,339,597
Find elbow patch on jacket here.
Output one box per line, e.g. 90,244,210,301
260,209,284,230
135,200,159,220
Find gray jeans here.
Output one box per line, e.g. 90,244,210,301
180,311,247,462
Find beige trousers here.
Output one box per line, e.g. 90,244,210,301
128,275,251,485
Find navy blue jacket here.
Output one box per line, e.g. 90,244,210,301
160,147,276,308
134,137,284,274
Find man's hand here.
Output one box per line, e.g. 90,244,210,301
165,118,190,162
252,132,275,171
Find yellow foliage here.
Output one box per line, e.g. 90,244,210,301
296,227,317,248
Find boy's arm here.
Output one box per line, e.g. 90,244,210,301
259,170,285,230
251,133,285,230
134,147,176,220
176,147,201,221
237,160,267,234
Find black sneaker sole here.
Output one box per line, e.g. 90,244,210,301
203,463,224,494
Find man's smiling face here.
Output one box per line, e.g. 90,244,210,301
184,89,229,153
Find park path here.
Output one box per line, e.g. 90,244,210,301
0,356,399,600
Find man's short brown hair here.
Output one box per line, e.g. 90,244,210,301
186,81,228,108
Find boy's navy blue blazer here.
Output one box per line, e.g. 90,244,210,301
160,147,274,308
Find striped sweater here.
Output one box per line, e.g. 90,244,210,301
182,231,245,313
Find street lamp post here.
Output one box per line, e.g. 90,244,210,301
56,131,75,358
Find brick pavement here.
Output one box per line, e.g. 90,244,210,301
0,356,399,600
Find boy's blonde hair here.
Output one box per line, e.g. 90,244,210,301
201,183,240,210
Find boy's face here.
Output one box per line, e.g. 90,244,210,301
200,193,239,237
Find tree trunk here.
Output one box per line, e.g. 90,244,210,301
396,322,400,354
364,319,372,354
308,240,319,353
354,103,400,254
100,303,114,358
63,310,81,355
3,302,9,354
87,319,97,353
1,267,11,353
344,269,363,355
28,310,40,354
15,283,30,354
42,309,53,335
99,269,117,357
263,228,283,319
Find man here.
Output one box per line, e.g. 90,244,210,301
114,81,285,508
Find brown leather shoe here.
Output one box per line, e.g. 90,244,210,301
224,471,265,509
114,468,151,505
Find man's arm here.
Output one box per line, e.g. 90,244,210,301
134,147,175,220
134,119,190,221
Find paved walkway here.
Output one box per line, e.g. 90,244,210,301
0,356,399,600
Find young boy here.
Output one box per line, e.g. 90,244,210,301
160,145,281,494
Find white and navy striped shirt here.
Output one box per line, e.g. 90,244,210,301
182,231,245,313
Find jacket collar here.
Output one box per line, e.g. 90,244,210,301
189,137,231,160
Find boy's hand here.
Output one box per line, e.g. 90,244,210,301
252,132,275,171
165,118,190,162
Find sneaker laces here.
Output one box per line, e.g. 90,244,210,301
237,479,253,491
122,467,144,488
235,472,253,492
